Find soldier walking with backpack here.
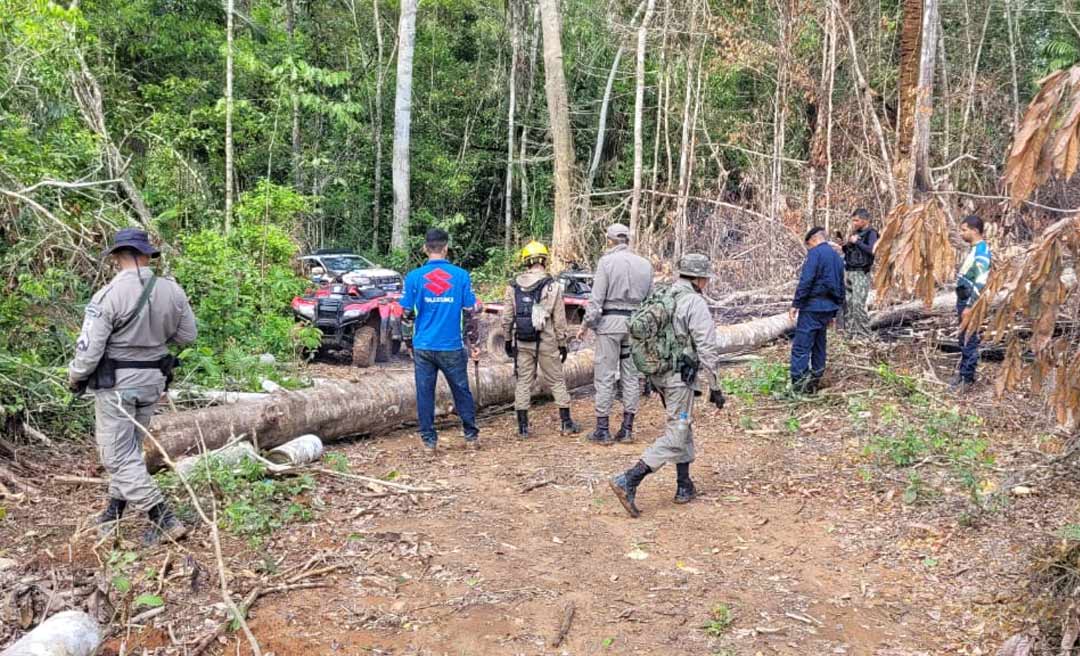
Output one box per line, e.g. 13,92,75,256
500,241,581,437
608,254,726,518
577,223,653,445
68,229,197,544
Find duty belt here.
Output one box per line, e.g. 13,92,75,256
601,309,633,316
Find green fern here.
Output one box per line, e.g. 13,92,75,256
1040,37,1080,74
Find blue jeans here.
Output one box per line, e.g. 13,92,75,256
790,310,834,384
413,349,479,446
957,302,980,383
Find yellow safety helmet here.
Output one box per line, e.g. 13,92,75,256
520,240,550,265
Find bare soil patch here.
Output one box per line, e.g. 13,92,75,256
1,342,1074,655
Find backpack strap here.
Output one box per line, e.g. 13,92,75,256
115,275,157,334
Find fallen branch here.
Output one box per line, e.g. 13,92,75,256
550,601,575,647
520,479,553,494
313,468,442,493
52,476,105,486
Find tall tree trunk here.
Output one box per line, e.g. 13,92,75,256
287,0,301,191
629,0,657,241
372,0,386,252
837,0,898,207
519,6,541,235
769,1,788,230
391,0,418,251
505,0,522,252
538,0,577,265
823,1,837,229
585,1,644,196
895,0,922,201
586,46,626,192
674,0,700,260
224,0,235,233
1003,0,1020,130
910,0,939,196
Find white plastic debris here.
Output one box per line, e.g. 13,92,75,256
174,441,257,479
1,610,102,656
266,434,324,466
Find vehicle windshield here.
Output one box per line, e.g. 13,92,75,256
319,255,375,272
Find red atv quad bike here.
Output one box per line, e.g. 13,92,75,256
292,277,404,367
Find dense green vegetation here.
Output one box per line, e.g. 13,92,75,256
2,0,1076,439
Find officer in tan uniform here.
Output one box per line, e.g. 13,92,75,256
68,228,197,544
501,241,581,437
609,253,725,518
577,223,653,445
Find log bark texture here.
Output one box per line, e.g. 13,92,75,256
147,352,597,471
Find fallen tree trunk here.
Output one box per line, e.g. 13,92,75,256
147,293,963,469
146,352,596,472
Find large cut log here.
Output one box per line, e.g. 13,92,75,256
146,351,596,472
147,293,967,469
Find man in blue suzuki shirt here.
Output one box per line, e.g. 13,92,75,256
789,226,846,394
400,228,483,453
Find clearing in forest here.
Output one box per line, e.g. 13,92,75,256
0,342,1074,655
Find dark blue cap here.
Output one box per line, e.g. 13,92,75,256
105,228,160,258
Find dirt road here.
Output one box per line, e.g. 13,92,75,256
236,397,959,655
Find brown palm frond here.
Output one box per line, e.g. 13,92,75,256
1003,66,1080,204
872,200,954,307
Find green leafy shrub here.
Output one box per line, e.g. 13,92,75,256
157,456,314,545
170,183,315,390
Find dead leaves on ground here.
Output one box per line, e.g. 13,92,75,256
873,200,954,307
1003,65,1080,205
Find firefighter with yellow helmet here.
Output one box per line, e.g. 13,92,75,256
500,241,582,437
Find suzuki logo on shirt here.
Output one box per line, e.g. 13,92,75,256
423,268,453,297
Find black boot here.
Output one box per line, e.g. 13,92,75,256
614,412,635,443
588,416,612,445
608,460,652,518
674,462,696,504
96,498,127,538
559,407,581,435
517,410,530,438
144,502,189,546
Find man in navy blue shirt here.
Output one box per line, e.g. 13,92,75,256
400,229,482,453
789,226,845,394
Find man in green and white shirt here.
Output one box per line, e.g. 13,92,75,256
954,215,991,390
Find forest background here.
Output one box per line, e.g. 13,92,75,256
2,0,1077,440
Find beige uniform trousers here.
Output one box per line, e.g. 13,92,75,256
640,373,695,470
514,339,571,411
94,385,166,511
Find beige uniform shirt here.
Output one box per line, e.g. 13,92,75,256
500,270,568,347
69,267,198,389
670,278,722,391
583,244,653,334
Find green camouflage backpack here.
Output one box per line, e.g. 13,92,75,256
628,284,693,376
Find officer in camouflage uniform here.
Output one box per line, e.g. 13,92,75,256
500,241,581,437
577,223,653,445
68,229,197,544
609,254,725,518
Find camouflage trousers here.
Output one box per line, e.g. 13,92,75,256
843,270,872,337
